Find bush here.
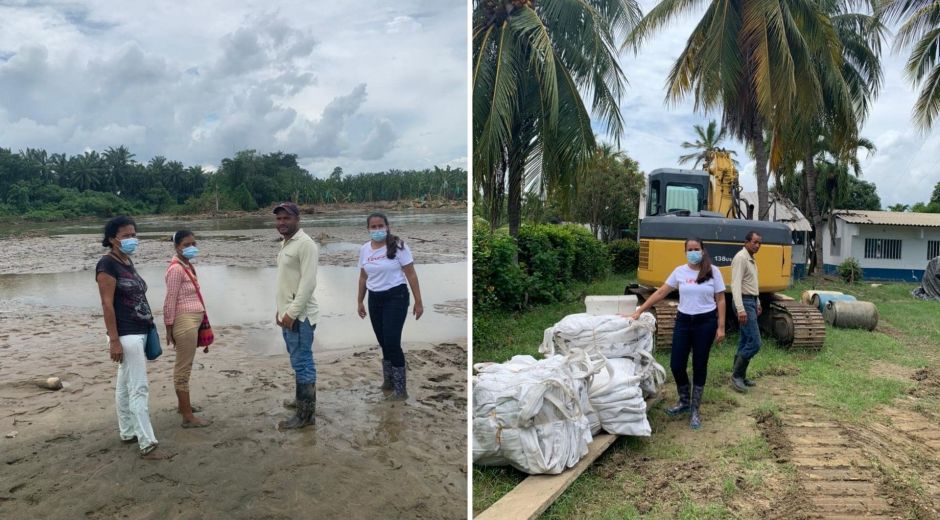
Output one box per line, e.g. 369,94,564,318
838,257,863,283
609,239,639,273
474,222,611,312
565,225,610,281
472,221,526,312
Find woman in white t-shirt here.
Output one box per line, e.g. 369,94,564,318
357,212,424,401
629,238,726,430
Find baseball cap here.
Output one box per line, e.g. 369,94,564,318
272,202,300,216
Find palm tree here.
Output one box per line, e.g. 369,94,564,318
626,0,850,221
103,145,135,194
773,3,884,273
879,0,940,130
678,120,737,168
887,203,910,212
71,151,104,191
472,0,641,236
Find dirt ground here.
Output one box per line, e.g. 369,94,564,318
0,207,467,275
0,206,468,519
595,370,940,520
0,306,467,519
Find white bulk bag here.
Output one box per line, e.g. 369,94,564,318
540,313,656,358
587,357,652,437
472,352,601,474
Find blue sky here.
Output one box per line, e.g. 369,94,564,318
595,0,939,208
0,1,467,177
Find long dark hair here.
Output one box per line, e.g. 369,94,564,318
102,215,136,248
685,238,714,284
367,212,404,259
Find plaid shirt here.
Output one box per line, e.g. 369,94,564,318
163,259,204,325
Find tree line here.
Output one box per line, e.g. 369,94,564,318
472,0,937,275
0,146,466,220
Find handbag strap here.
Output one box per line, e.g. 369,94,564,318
172,257,206,307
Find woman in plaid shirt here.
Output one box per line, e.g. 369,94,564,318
164,230,211,428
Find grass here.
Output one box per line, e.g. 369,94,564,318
473,273,940,518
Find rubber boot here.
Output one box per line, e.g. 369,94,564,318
387,366,408,401
741,356,756,387
731,355,749,393
278,383,315,429
665,384,691,416
381,359,393,396
690,385,705,430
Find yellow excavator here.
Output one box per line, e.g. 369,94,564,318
627,150,825,349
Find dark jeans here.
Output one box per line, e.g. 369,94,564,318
368,283,409,368
671,309,718,387
736,296,762,360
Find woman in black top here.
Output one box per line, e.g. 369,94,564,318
95,216,170,460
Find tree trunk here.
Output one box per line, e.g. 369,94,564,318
750,120,770,221
507,148,523,238
804,152,824,275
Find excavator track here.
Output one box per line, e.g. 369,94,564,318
765,299,826,349
651,301,678,351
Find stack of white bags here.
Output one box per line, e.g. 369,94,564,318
472,312,665,475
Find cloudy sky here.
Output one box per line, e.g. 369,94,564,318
598,1,939,207
0,0,467,177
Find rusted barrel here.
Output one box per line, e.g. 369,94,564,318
802,290,843,306
823,300,879,331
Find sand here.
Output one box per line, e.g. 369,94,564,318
0,208,467,275
0,208,468,519
0,310,467,518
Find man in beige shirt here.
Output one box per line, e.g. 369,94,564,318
273,201,319,429
731,231,762,393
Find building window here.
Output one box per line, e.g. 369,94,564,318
864,238,902,260
929,240,940,260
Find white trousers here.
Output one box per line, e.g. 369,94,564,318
114,334,158,452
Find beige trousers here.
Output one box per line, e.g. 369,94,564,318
172,312,204,392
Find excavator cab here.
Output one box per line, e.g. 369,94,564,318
629,155,825,350
646,169,710,216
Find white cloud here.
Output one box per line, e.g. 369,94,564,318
0,1,467,177
595,0,940,207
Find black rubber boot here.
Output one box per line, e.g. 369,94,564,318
741,356,756,387
387,366,408,401
731,355,748,393
690,385,705,430
278,383,315,429
665,384,691,416
381,359,393,395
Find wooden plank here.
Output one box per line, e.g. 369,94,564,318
476,395,662,520
475,434,619,520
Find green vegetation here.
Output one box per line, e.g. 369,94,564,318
473,277,940,517
837,257,863,283
0,146,466,220
472,221,612,314
472,0,639,236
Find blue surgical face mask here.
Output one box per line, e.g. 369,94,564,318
370,229,387,242
686,250,703,264
181,246,199,259
119,237,139,255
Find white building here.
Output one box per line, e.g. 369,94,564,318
740,192,813,279
822,210,940,281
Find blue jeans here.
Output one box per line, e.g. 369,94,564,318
671,309,718,387
368,283,410,367
282,319,317,384
737,297,762,360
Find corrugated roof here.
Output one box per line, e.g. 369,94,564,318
740,192,813,232
833,210,940,228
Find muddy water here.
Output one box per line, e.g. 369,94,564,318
0,262,466,353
